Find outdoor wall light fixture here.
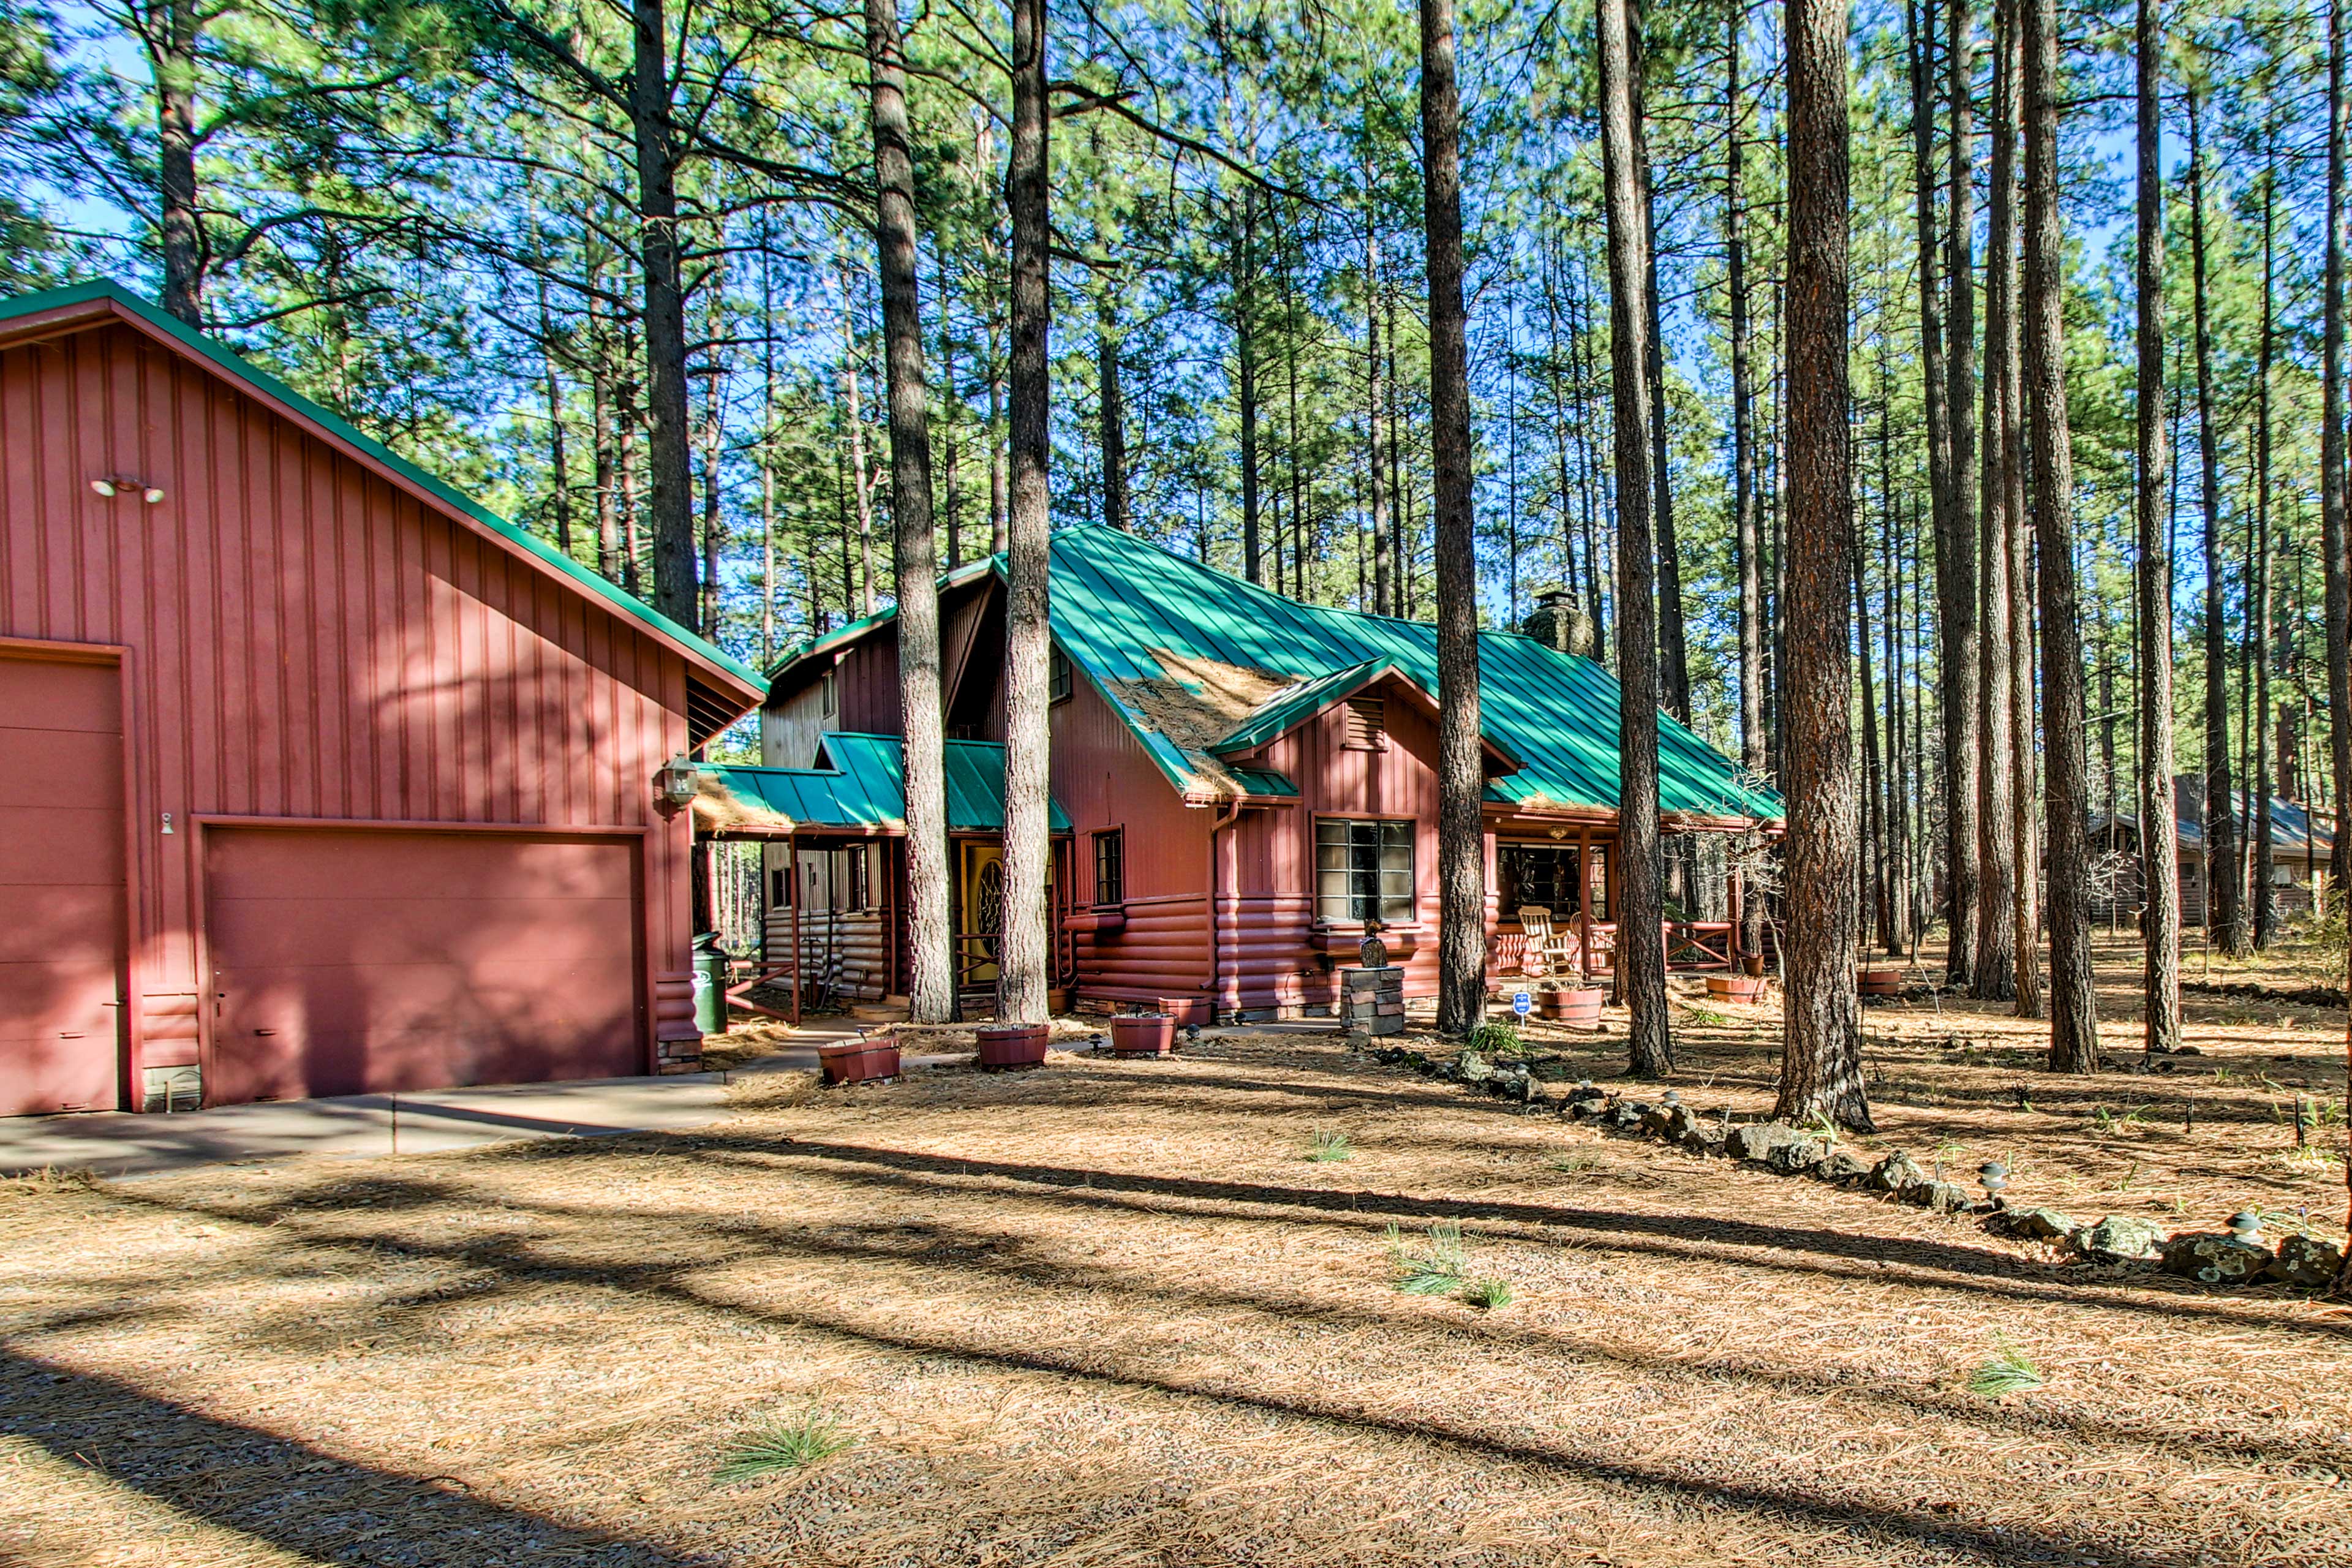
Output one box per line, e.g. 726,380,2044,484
90,476,165,502
653,755,701,818
1978,1161,2008,1202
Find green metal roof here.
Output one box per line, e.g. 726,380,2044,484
0,279,764,700
1042,527,1779,820
694,735,1071,835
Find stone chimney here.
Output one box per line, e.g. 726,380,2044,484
1521,584,1596,659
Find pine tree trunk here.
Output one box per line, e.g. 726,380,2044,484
1779,0,1871,1129
937,234,964,567
2255,159,2278,949
2022,0,2098,1071
2189,92,2245,957
1099,292,1129,530
1421,0,1488,1039
630,0,698,633
1975,7,2020,1001
2136,0,2182,1056
1237,192,1262,585
998,0,1053,1025
1728,11,1769,959
867,0,954,1025
1598,0,1672,1078
2326,0,2352,905
1366,225,1392,617
151,0,203,325
1910,0,1975,991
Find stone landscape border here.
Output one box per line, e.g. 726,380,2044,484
1366,1042,2348,1293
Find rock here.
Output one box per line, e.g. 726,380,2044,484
1566,1091,1608,1118
1865,1151,1929,1196
1765,1139,1827,1175
1815,1148,1873,1184
1988,1206,2077,1242
1603,1101,1651,1133
2174,1046,2203,1057
2161,1233,2274,1286
2068,1215,2166,1264
1454,1052,1493,1084
1664,1103,1703,1142
1725,1121,1806,1163
1492,1064,1533,1102
1911,1181,1974,1213
2267,1234,2346,1287
1680,1126,1727,1158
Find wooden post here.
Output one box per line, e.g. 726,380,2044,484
788,831,803,1027
1576,826,1593,985
1728,859,1745,965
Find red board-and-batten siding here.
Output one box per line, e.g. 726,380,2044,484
0,308,706,1095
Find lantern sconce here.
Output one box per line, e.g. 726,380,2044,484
90,476,165,503
653,755,701,819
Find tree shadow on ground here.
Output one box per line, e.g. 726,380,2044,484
0,1345,716,1566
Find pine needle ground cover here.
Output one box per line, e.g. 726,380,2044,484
1,937,2348,1567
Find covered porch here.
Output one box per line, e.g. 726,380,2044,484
689,735,1076,1024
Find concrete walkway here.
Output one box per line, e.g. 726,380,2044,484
0,1026,927,1178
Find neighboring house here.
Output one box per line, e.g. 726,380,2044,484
703,526,1778,1022
0,281,764,1115
2089,775,2337,926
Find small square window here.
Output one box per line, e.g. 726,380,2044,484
1093,829,1125,907
1049,647,1074,704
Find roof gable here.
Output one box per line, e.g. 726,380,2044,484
0,279,764,718
692,734,1072,835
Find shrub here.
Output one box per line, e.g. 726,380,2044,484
1308,1128,1354,1163
1966,1335,2043,1398
1461,1276,1514,1310
1466,1022,1524,1057
1389,1219,1471,1294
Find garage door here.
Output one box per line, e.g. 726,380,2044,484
206,829,642,1104
0,655,124,1116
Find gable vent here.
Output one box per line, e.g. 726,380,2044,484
1344,696,1387,749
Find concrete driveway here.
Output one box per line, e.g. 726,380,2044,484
0,1028,925,1177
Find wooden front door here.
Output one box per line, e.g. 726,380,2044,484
959,841,1005,986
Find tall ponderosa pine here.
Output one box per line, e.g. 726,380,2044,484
2329,0,2352,903
1597,0,1672,1077
997,0,1053,1024
1779,0,1871,1128
2136,0,2182,1057
1422,0,1487,1039
865,0,952,1025
2189,88,2245,957
1978,0,2021,1005
2022,0,2098,1071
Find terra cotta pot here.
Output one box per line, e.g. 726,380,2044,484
1109,1014,1175,1057
975,1023,1050,1070
818,1040,901,1085
1157,997,1213,1029
1857,969,1904,998
1539,987,1604,1027
1706,974,1768,1003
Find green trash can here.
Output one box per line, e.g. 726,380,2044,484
691,930,731,1035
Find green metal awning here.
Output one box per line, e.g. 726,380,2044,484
691,734,1072,836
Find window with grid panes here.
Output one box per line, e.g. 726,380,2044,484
1315,818,1415,924
1093,829,1124,907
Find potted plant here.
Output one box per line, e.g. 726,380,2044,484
1158,997,1213,1030
1857,968,1903,998
1538,987,1604,1028
818,1036,901,1085
1109,1012,1175,1057
975,1022,1051,1071
1707,973,1768,1003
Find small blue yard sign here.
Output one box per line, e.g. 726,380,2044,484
1511,990,1531,1018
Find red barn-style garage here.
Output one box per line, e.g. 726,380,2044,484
0,281,764,1115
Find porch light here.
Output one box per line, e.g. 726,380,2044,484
654,755,701,818
89,478,117,497
1978,1161,2008,1202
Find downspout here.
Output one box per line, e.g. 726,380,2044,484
1206,797,1243,1017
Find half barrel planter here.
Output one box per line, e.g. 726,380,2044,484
1857,970,1904,999
819,1039,902,1086
1109,1014,1176,1058
1539,987,1605,1028
1158,997,1214,1030
976,1023,1052,1071
1706,974,1768,1004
